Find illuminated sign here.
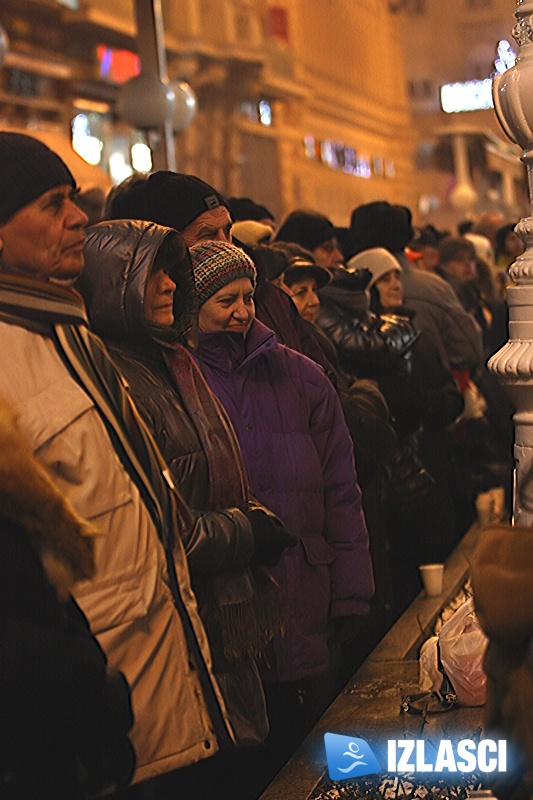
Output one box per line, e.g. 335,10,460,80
304,135,392,179
440,39,517,114
440,78,493,113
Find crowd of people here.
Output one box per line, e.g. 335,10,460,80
0,132,518,799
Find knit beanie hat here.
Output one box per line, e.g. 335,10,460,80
349,202,413,256
105,170,229,233
190,241,257,306
231,220,273,247
346,247,401,288
228,196,274,223
274,210,336,251
0,132,75,224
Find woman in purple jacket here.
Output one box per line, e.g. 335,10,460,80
183,240,374,791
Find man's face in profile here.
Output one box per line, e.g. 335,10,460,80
0,185,88,281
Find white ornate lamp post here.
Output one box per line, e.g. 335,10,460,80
491,0,533,523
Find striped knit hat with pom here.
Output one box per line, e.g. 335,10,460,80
189,241,257,307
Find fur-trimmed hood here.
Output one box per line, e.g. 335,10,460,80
0,396,97,598
79,219,197,347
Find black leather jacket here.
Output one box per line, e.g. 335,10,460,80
316,272,420,380
79,219,271,745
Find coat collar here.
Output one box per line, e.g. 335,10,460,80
0,268,88,332
197,318,278,374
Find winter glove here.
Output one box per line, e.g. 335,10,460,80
245,509,297,567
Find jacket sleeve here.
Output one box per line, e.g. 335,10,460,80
413,281,484,372
305,364,375,617
120,372,256,576
182,507,254,574
440,280,484,371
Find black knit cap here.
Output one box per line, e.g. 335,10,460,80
228,196,274,223
0,132,75,225
105,170,229,233
349,201,413,256
274,210,336,252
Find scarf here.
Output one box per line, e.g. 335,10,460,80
167,344,283,661
0,271,232,743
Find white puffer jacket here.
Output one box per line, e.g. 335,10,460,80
0,319,232,783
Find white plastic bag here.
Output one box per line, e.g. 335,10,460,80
418,636,441,694
438,597,488,706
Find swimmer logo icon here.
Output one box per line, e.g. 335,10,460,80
324,733,382,781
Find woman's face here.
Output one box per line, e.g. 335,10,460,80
375,269,403,311
288,277,320,323
313,237,344,268
144,266,177,327
199,277,255,334
444,249,476,284
505,230,524,258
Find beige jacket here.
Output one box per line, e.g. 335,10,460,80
0,320,230,783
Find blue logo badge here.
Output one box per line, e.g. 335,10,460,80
324,732,381,781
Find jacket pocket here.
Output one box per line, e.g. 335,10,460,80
76,554,157,634
21,373,159,634
21,374,132,520
300,537,337,566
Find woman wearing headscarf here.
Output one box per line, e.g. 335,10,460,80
78,219,295,800
186,240,374,793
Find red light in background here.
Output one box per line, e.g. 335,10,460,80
97,45,141,84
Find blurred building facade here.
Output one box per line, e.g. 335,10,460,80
0,0,525,227
398,0,526,229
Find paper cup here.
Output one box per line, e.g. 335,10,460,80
419,563,444,597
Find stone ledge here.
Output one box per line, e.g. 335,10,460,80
259,523,483,800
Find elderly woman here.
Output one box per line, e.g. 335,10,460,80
78,219,297,800
186,239,374,790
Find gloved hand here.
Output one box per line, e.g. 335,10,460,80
245,509,297,567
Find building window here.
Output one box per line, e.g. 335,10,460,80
408,79,433,100
238,99,274,126
9,69,40,98
465,0,492,9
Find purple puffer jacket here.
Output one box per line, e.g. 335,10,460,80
195,319,374,682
